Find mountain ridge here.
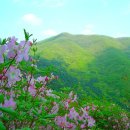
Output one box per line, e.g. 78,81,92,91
39,33,130,43
37,33,130,111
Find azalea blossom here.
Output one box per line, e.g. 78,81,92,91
66,122,76,130
87,116,95,127
16,41,30,62
5,66,21,86
0,54,3,63
39,86,45,93
3,97,16,109
81,107,89,119
37,76,47,83
55,115,76,129
81,123,86,129
81,107,95,127
46,89,59,98
50,102,59,114
55,116,67,128
26,75,35,86
28,85,36,96
7,37,18,59
0,44,7,63
64,101,69,109
68,107,79,120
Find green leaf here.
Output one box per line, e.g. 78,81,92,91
0,94,4,103
60,87,71,92
1,38,7,45
1,116,9,121
43,114,57,119
0,107,17,117
16,128,31,130
0,121,6,130
24,29,29,41
24,29,32,41
32,109,39,116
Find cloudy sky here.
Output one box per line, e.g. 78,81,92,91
0,0,130,41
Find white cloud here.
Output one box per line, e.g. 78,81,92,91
22,13,43,26
41,29,58,37
82,24,95,35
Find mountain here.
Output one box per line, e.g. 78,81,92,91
37,33,130,111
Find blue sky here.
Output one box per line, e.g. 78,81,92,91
0,0,130,40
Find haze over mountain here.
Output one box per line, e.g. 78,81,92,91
37,33,130,111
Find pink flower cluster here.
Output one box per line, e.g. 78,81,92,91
0,37,32,88
0,34,96,129
55,106,95,129
64,91,77,109
55,115,76,129
0,37,31,63
3,97,16,109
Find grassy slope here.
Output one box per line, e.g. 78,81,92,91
37,33,130,110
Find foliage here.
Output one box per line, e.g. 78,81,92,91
37,33,130,110
0,30,129,129
0,30,96,129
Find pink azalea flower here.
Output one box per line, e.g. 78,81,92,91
27,75,35,86
3,97,16,109
28,85,36,96
0,44,7,63
50,102,59,114
55,115,76,129
68,107,79,120
5,66,21,87
39,86,45,92
81,124,86,129
87,116,95,127
7,50,16,59
72,94,77,102
81,107,89,119
0,44,7,54
55,116,67,128
7,37,18,59
85,106,90,111
64,101,69,109
46,89,59,98
66,122,76,130
8,36,18,43
0,54,3,63
45,76,49,81
37,76,47,83
16,41,30,62
0,89,4,93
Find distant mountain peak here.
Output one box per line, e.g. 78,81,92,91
57,32,72,37
49,32,73,40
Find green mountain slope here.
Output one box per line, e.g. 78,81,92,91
37,33,130,111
